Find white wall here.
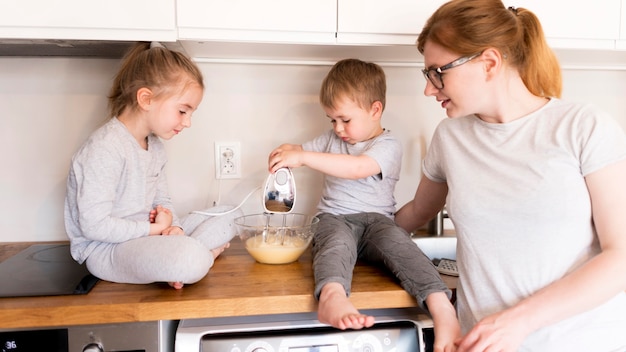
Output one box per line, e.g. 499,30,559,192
1,56,625,242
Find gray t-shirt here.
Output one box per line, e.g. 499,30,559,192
302,129,401,218
64,117,180,263
425,98,626,350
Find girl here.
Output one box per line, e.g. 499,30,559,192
65,42,241,289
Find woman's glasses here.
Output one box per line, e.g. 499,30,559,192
422,52,482,89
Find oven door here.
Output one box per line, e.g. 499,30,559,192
176,307,434,352
1,320,176,352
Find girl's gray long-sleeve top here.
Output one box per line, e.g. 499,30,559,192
64,117,180,264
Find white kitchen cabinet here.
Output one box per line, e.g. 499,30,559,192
623,0,626,39
337,0,446,45
618,0,626,50
175,0,623,54
504,0,621,49
176,0,337,44
0,0,176,41
176,0,443,46
338,0,623,49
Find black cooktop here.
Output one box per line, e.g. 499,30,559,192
0,244,99,298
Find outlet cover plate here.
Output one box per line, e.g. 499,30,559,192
214,141,241,179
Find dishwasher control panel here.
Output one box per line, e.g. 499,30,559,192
176,308,434,352
201,321,418,352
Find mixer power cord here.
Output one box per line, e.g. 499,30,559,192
191,186,262,217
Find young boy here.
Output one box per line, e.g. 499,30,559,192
267,58,460,350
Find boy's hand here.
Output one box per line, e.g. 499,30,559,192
268,143,303,172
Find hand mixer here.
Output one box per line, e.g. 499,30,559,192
261,167,296,243
263,167,296,214
191,167,296,217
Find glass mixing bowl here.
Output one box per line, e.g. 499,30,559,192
234,213,319,264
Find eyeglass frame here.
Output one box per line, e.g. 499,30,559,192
421,52,483,90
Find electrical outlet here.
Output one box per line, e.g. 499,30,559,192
214,142,241,179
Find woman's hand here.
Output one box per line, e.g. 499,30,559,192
455,309,530,352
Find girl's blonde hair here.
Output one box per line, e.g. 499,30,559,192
417,0,562,98
320,58,386,111
107,42,204,118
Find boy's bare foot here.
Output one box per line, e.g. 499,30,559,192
425,291,461,352
168,281,184,289
318,282,375,330
211,242,230,259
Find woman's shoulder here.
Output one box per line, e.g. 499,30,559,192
544,98,605,116
544,98,616,128
433,115,475,135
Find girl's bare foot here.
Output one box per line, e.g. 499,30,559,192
211,242,230,259
166,243,231,290
168,281,184,289
318,282,375,330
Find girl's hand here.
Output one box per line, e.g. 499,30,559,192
162,226,184,236
149,208,157,223
149,205,174,235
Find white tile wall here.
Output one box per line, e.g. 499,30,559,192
1,57,625,242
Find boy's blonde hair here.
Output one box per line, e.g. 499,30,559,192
320,58,386,112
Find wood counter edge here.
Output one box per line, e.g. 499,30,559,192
1,241,453,330
1,292,417,329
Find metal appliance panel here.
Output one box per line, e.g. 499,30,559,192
176,308,434,352
0,320,176,352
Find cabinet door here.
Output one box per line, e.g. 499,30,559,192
504,0,621,49
0,0,176,41
177,0,337,44
337,0,446,45
619,0,626,49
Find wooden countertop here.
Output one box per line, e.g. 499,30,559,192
0,240,456,330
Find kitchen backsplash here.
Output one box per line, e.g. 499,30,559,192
1,57,625,242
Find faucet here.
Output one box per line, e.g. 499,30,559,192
427,206,448,236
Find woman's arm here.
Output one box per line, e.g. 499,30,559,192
395,176,448,233
456,159,626,351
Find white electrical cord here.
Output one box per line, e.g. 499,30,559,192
213,178,222,206
192,186,261,217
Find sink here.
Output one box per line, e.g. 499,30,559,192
412,236,457,261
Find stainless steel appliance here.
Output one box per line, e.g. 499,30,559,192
1,309,433,351
176,308,434,352
0,320,176,352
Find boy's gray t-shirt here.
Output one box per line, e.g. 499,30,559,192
302,129,401,218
